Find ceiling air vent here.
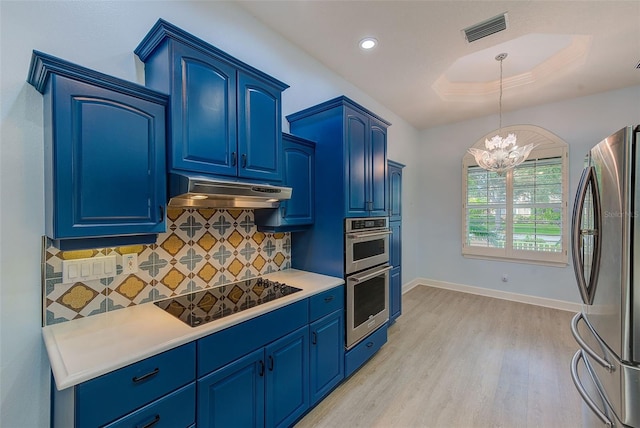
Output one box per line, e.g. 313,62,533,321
463,13,508,43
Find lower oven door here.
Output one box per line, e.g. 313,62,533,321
346,264,391,349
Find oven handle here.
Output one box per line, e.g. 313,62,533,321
349,266,392,283
347,230,392,239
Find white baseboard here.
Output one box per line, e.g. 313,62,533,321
402,277,581,313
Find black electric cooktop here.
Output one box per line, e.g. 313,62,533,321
155,277,302,327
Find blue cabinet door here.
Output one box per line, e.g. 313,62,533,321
309,311,344,405
369,119,388,216
51,75,166,240
282,134,314,225
345,107,370,217
238,72,283,182
389,221,401,323
390,221,401,268
171,43,237,177
254,133,315,231
197,348,265,428
390,266,402,324
388,161,403,221
265,326,309,428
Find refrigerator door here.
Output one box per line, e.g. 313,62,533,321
584,126,634,362
632,127,640,364
572,312,640,427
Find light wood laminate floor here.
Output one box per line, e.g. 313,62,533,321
296,286,583,428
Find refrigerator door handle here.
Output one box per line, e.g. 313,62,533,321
571,312,615,372
571,350,613,428
571,166,602,305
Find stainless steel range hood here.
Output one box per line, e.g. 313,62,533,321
168,172,292,209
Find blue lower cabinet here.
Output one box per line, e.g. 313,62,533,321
309,310,344,405
344,324,387,378
75,343,195,428
103,383,195,428
197,348,265,428
265,326,309,428
197,326,309,428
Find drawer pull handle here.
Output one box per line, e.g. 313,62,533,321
259,360,265,377
324,295,334,302
312,332,318,345
241,153,247,168
137,414,160,428
132,368,159,383
231,152,237,167
366,341,374,348
268,355,274,371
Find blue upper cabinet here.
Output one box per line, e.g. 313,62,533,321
288,96,390,218
135,19,288,183
255,133,315,231
27,51,168,250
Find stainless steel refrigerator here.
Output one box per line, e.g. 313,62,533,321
570,125,640,427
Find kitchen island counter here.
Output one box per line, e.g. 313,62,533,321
43,269,343,390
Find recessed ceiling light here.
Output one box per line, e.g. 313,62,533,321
359,38,377,50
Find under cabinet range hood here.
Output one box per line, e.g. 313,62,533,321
168,173,292,209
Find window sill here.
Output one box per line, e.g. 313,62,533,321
462,252,568,268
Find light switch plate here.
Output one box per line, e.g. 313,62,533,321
61,255,117,284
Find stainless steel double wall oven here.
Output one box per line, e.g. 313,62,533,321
344,217,391,349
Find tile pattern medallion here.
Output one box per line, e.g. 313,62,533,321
43,209,291,326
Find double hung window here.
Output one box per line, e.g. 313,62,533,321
462,125,568,266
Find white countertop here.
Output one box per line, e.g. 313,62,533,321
43,269,344,390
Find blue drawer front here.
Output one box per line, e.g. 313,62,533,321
344,324,387,378
309,286,344,322
103,382,196,428
197,300,308,377
76,343,196,427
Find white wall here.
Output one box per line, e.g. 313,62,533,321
0,2,421,427
416,86,640,303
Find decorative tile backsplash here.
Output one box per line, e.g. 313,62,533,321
42,208,291,326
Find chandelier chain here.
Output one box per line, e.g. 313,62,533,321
499,55,503,132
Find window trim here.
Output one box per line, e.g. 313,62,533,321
462,125,569,267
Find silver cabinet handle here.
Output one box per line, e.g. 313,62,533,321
570,350,613,427
570,313,614,372
350,265,392,283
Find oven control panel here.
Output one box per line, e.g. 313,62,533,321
346,217,389,232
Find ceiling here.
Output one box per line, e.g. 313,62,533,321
237,1,640,130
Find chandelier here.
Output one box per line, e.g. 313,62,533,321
468,53,535,176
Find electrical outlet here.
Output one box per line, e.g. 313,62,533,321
121,253,139,274
275,239,283,253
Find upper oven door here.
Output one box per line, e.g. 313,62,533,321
345,227,391,274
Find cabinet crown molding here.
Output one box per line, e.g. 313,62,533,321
26,50,169,104
134,18,289,91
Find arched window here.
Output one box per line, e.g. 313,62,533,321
462,125,569,266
